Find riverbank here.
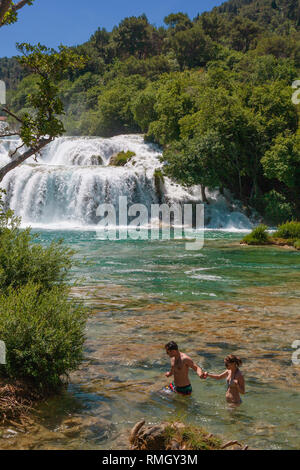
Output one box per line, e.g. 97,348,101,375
241,222,300,250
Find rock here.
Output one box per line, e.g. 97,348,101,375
129,420,248,451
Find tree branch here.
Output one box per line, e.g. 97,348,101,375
0,0,32,26
0,137,52,182
1,107,24,125
11,1,32,13
0,132,21,137
0,0,12,24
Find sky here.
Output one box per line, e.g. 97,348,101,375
1,0,225,57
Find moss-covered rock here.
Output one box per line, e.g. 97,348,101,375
109,150,135,166
153,168,165,203
129,420,247,451
90,155,104,165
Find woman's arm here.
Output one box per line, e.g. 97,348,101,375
206,370,228,380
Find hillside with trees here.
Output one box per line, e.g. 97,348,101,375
1,0,300,223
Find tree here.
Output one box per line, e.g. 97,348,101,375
111,15,153,60
163,131,227,202
262,133,300,200
0,43,85,182
164,13,192,33
168,25,216,70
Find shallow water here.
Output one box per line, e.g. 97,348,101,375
1,230,299,450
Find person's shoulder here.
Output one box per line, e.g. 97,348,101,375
181,353,193,363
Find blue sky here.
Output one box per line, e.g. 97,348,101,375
1,0,224,57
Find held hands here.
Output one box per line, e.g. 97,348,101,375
198,370,208,379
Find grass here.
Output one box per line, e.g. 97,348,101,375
242,221,300,249
164,422,222,450
273,221,300,240
110,150,135,166
241,224,271,245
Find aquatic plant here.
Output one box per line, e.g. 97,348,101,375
241,224,271,245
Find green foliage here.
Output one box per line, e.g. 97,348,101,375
110,150,135,166
163,131,225,189
242,224,271,245
168,25,216,70
273,221,300,239
262,134,300,190
3,0,300,221
0,282,87,391
0,191,75,293
1,1,34,27
294,239,300,250
262,190,294,224
164,423,222,450
13,43,86,147
0,192,87,390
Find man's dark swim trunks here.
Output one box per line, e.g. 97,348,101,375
167,382,192,395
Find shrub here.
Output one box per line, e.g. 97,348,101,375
0,192,75,294
241,224,271,245
109,150,135,166
0,190,88,392
0,282,87,391
294,240,300,250
262,190,293,225
273,221,300,240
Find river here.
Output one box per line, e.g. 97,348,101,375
0,135,299,449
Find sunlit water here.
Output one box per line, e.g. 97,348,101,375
1,230,299,450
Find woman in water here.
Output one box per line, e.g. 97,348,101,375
204,355,245,405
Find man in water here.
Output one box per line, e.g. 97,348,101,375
165,341,204,396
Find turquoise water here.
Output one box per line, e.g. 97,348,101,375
2,229,299,450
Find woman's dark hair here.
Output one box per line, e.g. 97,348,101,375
165,341,178,351
224,354,242,367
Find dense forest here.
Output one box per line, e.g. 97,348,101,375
1,0,300,223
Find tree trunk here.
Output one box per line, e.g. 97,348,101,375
0,138,52,183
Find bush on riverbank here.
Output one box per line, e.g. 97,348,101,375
0,193,75,294
0,190,88,394
273,221,300,240
241,221,300,249
0,283,87,391
241,225,271,245
294,240,300,250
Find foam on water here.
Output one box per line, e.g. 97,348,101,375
0,134,253,230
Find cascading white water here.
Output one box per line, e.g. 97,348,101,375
0,134,252,230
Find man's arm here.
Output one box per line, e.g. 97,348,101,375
186,357,204,378
165,359,175,378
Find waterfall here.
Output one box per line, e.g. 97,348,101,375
0,134,252,230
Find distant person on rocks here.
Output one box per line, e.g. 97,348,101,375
164,341,205,396
203,354,245,405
